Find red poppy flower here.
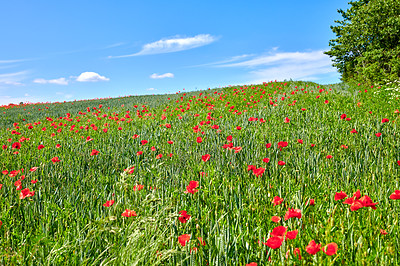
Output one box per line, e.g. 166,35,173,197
271,216,281,223
132,134,139,139
284,117,290,123
334,191,347,201
262,158,270,163
294,248,301,260
310,144,315,147
227,135,233,142
375,133,382,137
31,180,38,184
12,142,21,149
278,161,286,166
236,126,242,130
1,170,8,175
246,263,257,266
277,141,288,150
103,200,115,207
185,181,199,194
90,149,99,156
306,240,321,255
297,139,303,144
343,197,355,205
266,143,272,148
121,209,137,217
133,184,144,191
197,237,206,246
201,154,210,162
323,242,338,256
156,154,162,159
0,220,2,228
340,114,347,119
350,200,364,211
151,146,156,151
265,236,283,249
350,129,358,134
86,136,93,142
286,230,298,240
389,190,400,199
382,118,389,123
29,167,38,172
341,145,348,149
56,144,61,148
273,196,283,206
178,234,191,247
37,144,45,150
397,160,400,166
326,155,333,159
271,226,287,237
359,195,378,209
51,157,60,163
19,188,35,199
247,165,256,172
252,167,265,177
308,199,315,206
284,208,301,220
136,151,143,156
141,140,148,145
167,141,173,144
196,137,203,143
178,210,191,223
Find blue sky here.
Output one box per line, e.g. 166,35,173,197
0,0,350,105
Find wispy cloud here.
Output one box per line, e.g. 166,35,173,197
76,72,110,82
204,49,338,83
33,77,68,85
150,73,174,79
0,71,28,86
147,87,156,91
189,54,255,68
109,34,217,58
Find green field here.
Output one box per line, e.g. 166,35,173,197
1,81,400,265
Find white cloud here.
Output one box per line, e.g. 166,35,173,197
33,77,68,85
0,71,28,87
207,49,339,84
150,73,174,79
147,88,156,91
110,34,217,58
76,72,110,82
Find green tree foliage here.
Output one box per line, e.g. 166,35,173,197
325,0,400,84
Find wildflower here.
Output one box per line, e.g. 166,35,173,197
262,158,270,163
326,155,333,159
252,167,265,177
277,141,288,150
278,161,286,166
178,234,191,247
37,144,45,150
334,191,347,201
266,143,272,148
284,230,297,240
273,196,283,206
294,248,301,260
297,139,303,144
141,140,148,145
90,149,99,156
185,181,199,194
196,137,203,143
340,114,347,119
389,190,400,199
178,210,191,223
271,216,281,223
133,184,144,191
382,118,389,123
19,188,35,199
103,200,115,207
284,208,301,220
12,142,21,149
271,226,287,237
265,236,283,249
51,157,60,163
350,129,358,134
380,229,388,235
323,243,338,256
306,240,321,255
121,209,137,217
201,154,210,162
284,117,290,123
307,199,315,206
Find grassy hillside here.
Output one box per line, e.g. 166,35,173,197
1,81,400,265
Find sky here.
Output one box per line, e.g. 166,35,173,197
0,0,351,105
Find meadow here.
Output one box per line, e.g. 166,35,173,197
1,80,399,265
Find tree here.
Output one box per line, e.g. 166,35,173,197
325,0,400,84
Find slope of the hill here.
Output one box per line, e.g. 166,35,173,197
0,81,399,265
